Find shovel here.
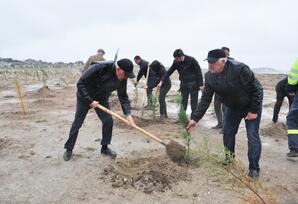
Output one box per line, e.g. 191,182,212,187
95,104,186,162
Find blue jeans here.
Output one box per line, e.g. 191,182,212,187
223,106,262,171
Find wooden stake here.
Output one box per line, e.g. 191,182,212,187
15,79,25,113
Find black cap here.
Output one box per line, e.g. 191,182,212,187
117,58,135,78
97,49,105,54
204,49,226,63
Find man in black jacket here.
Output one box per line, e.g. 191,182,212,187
160,49,203,112
272,77,294,123
150,60,171,119
187,49,263,179
63,59,136,161
134,56,156,108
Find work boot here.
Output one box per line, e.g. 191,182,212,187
212,123,222,129
63,149,72,161
287,149,298,157
101,146,117,159
248,169,259,179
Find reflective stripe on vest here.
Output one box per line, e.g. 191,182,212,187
288,58,298,85
288,129,298,134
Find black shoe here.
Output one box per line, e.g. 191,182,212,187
63,149,72,161
212,124,222,129
101,147,117,159
287,150,298,157
248,169,259,179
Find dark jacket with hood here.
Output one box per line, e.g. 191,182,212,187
191,60,263,122
76,61,131,116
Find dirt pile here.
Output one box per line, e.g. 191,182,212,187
114,115,165,128
166,140,186,162
25,86,55,98
260,122,287,139
101,156,191,194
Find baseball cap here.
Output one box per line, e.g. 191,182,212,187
117,58,135,78
204,49,226,63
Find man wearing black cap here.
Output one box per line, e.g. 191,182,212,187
82,48,106,72
63,59,136,161
186,49,263,179
160,49,203,112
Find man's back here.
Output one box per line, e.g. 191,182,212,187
84,54,106,70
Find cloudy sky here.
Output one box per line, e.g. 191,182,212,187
0,0,297,71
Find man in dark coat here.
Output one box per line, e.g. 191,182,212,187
160,49,203,112
187,49,263,179
272,77,294,123
134,55,156,108
63,59,136,161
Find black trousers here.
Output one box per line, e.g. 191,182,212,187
159,81,171,116
214,93,224,126
180,82,199,112
64,97,113,150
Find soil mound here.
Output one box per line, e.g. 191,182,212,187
260,122,287,139
166,140,186,162
102,156,191,194
114,115,165,128
26,86,55,98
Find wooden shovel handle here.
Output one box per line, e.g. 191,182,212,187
95,104,166,146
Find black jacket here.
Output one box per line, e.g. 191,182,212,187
276,77,290,96
76,61,131,116
191,60,263,122
161,55,203,86
150,60,171,88
136,59,156,87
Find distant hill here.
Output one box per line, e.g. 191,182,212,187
0,57,83,68
252,67,286,74
200,67,286,75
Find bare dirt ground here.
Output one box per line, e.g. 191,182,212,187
0,73,297,204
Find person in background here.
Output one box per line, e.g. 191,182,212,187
134,55,155,108
272,77,294,123
63,59,136,161
286,57,298,157
160,49,203,112
221,46,234,60
187,49,263,179
150,60,172,119
82,48,106,72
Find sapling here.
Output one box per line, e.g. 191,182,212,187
175,94,192,165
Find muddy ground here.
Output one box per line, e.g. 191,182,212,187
0,73,297,204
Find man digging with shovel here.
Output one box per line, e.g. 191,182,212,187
63,59,136,161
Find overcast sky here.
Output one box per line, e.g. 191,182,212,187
0,0,297,71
